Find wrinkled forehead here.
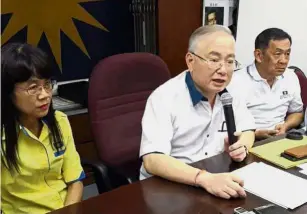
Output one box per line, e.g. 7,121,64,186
268,39,291,51
196,32,235,57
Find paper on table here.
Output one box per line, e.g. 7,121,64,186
233,162,307,209
300,169,307,175
233,163,286,208
298,163,307,170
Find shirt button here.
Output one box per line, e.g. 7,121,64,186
205,152,208,155
207,134,210,138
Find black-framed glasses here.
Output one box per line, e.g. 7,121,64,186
16,80,55,95
190,52,240,71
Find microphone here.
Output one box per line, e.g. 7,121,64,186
220,92,238,145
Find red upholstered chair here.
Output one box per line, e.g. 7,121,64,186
289,66,307,111
86,53,170,193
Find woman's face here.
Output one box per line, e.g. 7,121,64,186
13,77,53,120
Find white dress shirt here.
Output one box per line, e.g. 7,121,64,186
139,71,255,179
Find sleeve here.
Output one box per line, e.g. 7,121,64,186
139,92,174,158
61,114,85,184
233,95,256,132
288,74,303,113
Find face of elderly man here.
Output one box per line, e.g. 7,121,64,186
255,39,291,78
186,31,236,97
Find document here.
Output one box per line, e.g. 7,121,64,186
250,137,307,169
298,163,307,170
300,169,307,176
233,162,307,209
52,96,82,111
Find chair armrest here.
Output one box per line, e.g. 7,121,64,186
127,175,139,184
81,159,112,194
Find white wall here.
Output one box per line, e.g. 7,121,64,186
236,0,307,76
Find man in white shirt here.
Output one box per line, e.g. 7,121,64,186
228,28,304,140
139,25,256,199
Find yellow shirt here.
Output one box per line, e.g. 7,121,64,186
1,111,85,214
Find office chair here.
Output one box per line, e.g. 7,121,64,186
289,66,307,111
85,53,171,193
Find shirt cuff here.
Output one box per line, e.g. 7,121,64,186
139,143,171,158
66,171,86,184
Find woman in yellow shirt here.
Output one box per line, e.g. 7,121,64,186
1,43,85,213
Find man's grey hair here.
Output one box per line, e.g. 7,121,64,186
188,25,232,52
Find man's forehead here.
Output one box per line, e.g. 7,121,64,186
196,33,235,55
268,39,291,50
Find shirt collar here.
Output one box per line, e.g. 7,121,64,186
20,121,49,142
248,63,284,81
185,71,208,106
1,120,49,141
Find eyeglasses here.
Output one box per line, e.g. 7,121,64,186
16,80,55,95
190,52,240,71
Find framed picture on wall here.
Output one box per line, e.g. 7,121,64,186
204,7,224,25
202,0,238,38
202,0,238,26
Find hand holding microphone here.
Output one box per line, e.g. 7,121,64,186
224,132,247,162
221,92,238,145
221,92,247,162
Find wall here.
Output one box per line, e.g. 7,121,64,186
236,0,307,76
1,0,135,81
158,0,203,76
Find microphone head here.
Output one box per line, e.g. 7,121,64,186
220,92,233,106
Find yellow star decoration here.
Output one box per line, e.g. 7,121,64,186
1,0,108,70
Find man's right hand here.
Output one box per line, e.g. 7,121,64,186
196,171,246,199
255,129,277,139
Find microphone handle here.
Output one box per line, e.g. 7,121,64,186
224,105,238,145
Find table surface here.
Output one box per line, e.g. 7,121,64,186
51,136,307,214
